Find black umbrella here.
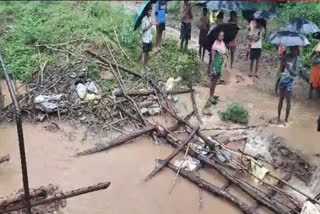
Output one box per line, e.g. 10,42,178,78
281,18,320,35
267,31,310,47
205,23,240,50
206,1,253,12
134,1,152,30
253,10,280,20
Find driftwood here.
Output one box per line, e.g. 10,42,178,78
156,127,295,214
0,154,10,165
145,125,199,182
0,182,111,214
76,126,155,156
189,84,202,124
166,162,256,214
114,89,192,97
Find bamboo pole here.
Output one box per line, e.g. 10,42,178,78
0,51,32,214
76,126,156,157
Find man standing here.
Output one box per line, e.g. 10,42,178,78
155,0,167,52
180,0,193,52
141,7,153,72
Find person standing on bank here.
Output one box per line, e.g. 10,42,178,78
198,7,209,61
309,43,320,99
180,0,193,52
227,11,238,69
248,21,264,78
141,7,153,72
275,46,303,125
207,31,228,105
155,0,167,52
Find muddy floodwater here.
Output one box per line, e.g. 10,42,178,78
0,123,250,214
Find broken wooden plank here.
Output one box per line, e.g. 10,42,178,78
145,125,199,182
0,182,111,214
76,126,155,157
0,154,10,165
166,162,256,214
168,111,194,132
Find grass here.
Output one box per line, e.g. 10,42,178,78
0,1,199,83
220,104,249,125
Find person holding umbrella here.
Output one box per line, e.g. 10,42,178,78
248,21,264,78
207,30,228,104
309,42,320,99
180,0,193,52
141,6,153,72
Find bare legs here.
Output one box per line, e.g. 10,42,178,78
141,52,149,71
155,29,163,51
277,88,292,124
249,57,260,77
229,46,236,69
210,76,218,97
199,45,206,61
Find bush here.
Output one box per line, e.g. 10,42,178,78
221,104,249,125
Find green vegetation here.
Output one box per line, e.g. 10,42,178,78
0,1,199,83
167,1,180,20
220,104,249,125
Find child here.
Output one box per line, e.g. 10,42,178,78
246,19,256,60
248,21,264,78
141,7,153,72
227,11,238,69
180,0,193,52
198,7,209,61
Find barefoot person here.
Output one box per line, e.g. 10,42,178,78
248,21,264,78
180,0,193,52
309,44,320,99
207,31,228,104
198,7,209,61
155,0,167,52
141,7,153,72
246,19,256,60
227,11,238,69
275,46,302,124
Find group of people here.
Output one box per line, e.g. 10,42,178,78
140,0,320,126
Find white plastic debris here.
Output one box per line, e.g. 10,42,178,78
87,81,98,94
84,93,97,101
76,83,87,99
148,107,161,116
301,201,320,214
140,108,149,115
33,94,65,113
173,156,200,172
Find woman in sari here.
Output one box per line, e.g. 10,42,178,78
207,30,228,104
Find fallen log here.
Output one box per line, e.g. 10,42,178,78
0,182,111,214
0,154,10,165
156,127,295,214
166,162,256,214
76,126,155,156
145,125,199,182
115,89,192,97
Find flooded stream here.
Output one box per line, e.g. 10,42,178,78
0,123,247,214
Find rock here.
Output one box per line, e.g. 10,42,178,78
76,83,87,99
34,94,66,113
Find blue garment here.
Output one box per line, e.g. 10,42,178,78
155,0,167,24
